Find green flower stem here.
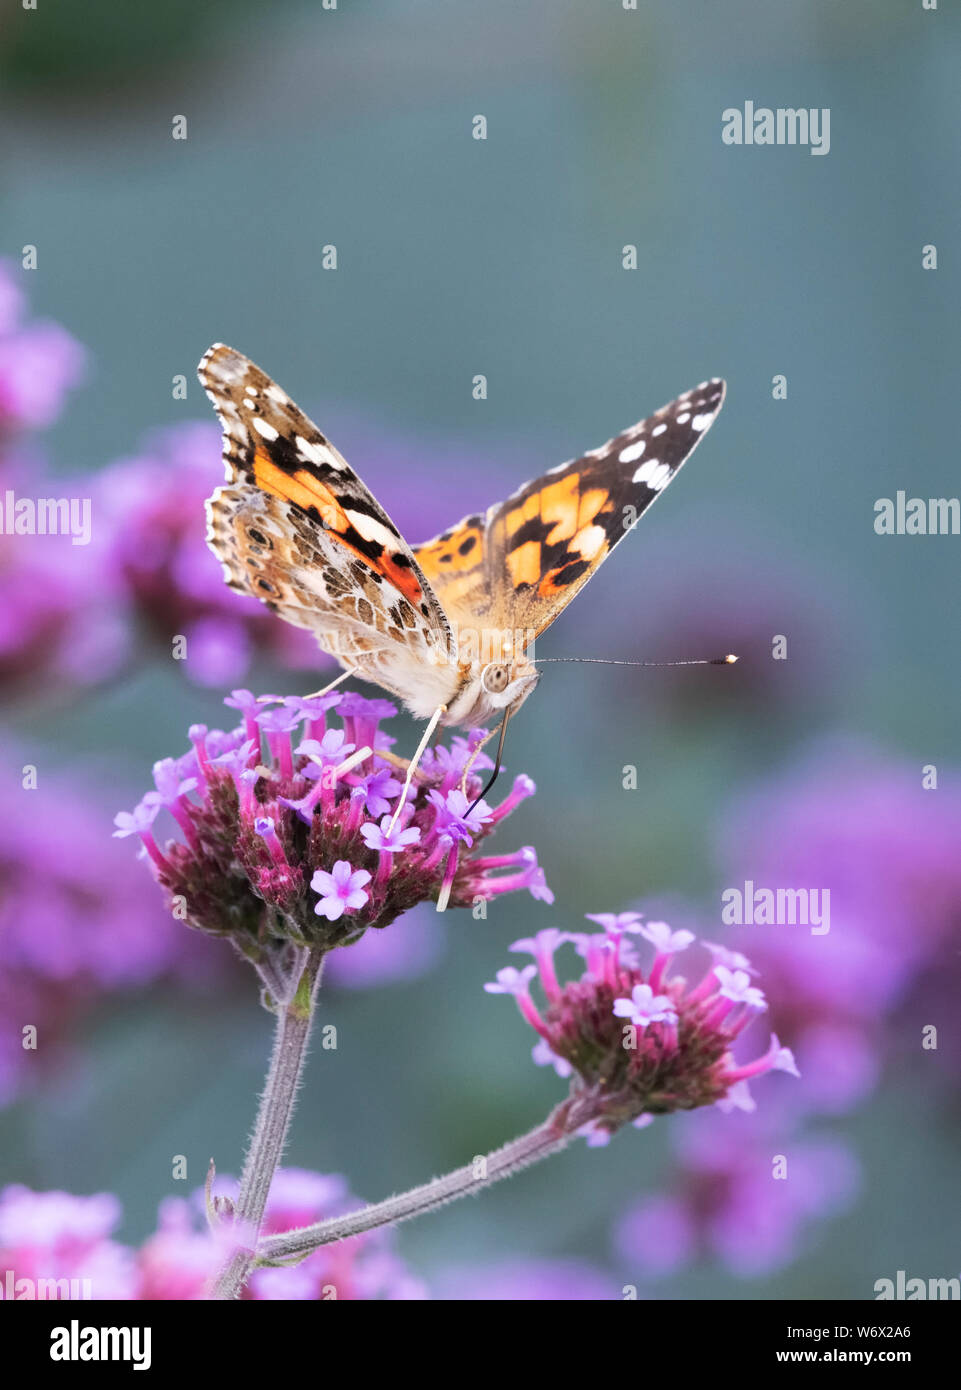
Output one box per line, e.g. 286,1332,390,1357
207,949,325,1299
255,1103,577,1266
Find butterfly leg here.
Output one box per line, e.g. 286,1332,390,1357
386,705,447,836
270,668,352,704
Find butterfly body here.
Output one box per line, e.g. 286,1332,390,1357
200,345,725,728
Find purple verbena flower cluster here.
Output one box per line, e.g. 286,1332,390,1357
116,690,551,963
486,914,796,1143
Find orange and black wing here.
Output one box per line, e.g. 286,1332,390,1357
415,378,726,644
199,344,458,711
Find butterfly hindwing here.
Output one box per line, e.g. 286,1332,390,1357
199,344,458,712
410,512,492,627
416,379,726,644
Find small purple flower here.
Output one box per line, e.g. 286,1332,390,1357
725,1032,799,1084
427,787,492,846
359,817,421,854
484,964,537,996
352,767,403,818
113,802,160,839
637,922,695,955
337,694,397,722
311,861,372,922
525,865,555,903
485,773,536,824
510,928,568,1001
297,731,356,768
283,692,343,721
532,1037,572,1079
702,941,759,976
612,983,679,1029
147,759,198,806
421,729,495,787
713,966,767,1011
257,706,303,735
585,911,643,933
577,1122,613,1148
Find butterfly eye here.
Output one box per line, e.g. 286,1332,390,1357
481,662,510,695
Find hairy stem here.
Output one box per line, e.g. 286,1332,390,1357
256,1104,576,1266
207,949,325,1299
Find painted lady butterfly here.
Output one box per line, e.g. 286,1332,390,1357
200,345,725,737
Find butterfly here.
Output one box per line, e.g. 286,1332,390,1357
200,344,725,746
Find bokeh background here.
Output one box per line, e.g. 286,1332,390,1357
1,0,959,1298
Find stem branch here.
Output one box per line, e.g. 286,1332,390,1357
207,949,325,1299
257,1104,575,1265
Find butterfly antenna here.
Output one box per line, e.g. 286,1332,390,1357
466,707,511,816
532,654,738,668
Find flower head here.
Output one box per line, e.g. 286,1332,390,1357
485,912,796,1143
117,693,552,967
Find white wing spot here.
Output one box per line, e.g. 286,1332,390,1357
691,413,712,431
619,439,646,464
345,509,397,546
252,417,279,441
676,412,690,425
296,435,339,468
652,423,668,437
632,458,671,490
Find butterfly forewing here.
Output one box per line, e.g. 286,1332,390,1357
199,344,458,714
415,379,726,647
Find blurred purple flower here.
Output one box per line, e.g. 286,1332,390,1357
136,1168,427,1300
0,1171,426,1300
0,1185,135,1298
95,423,319,684
0,757,221,1104
615,1109,861,1280
714,738,961,1104
0,469,129,704
0,261,85,439
434,1257,622,1301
